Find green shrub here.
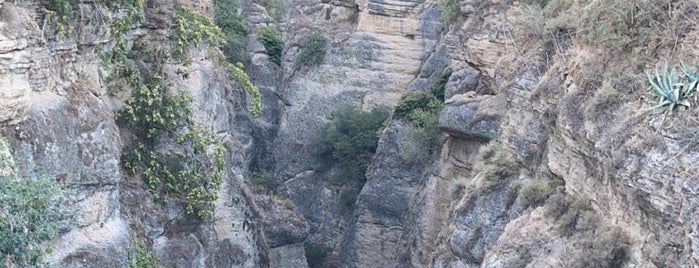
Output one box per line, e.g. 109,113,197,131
315,106,388,184
215,0,251,64
305,243,332,268
394,92,442,117
400,107,441,160
295,33,328,67
0,138,69,267
438,0,460,24
473,141,518,193
257,26,284,65
645,62,698,112
395,75,449,160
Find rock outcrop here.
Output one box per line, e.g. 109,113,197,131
1,0,698,267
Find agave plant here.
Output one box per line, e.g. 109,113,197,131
680,61,699,99
646,63,693,112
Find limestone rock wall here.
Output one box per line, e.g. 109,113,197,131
0,1,265,267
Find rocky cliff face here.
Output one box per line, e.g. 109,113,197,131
0,0,264,267
1,0,698,267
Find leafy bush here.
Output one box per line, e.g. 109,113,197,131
0,138,68,267
394,92,442,117
438,0,460,24
473,141,518,193
544,192,629,267
315,106,388,184
645,62,698,112
257,26,284,65
295,33,328,67
305,243,332,268
400,107,442,160
215,0,251,64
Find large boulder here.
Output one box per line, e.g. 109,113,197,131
439,95,504,141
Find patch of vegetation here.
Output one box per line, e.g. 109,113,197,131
46,0,77,36
394,75,447,159
438,0,460,25
516,179,557,208
304,243,332,268
430,70,452,102
0,137,69,267
394,92,442,118
295,33,328,67
228,63,262,116
249,172,274,192
214,0,251,64
315,105,389,185
578,0,656,53
96,0,146,95
113,7,241,220
257,26,284,66
172,6,227,65
645,62,698,113
399,105,442,160
128,233,160,268
118,77,226,219
574,225,629,268
473,141,518,193
543,193,629,267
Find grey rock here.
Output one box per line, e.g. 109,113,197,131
408,44,450,92
256,194,310,248
439,96,501,141
342,120,429,266
445,67,480,99
269,243,309,268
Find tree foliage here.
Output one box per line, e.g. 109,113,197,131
315,105,388,184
